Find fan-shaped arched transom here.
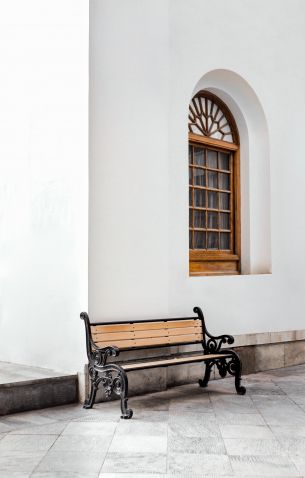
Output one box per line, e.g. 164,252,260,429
189,91,238,144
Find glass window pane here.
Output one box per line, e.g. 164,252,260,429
220,232,230,250
219,192,230,210
207,211,218,229
218,152,230,171
194,168,206,187
208,191,218,209
194,147,205,166
194,210,206,228
207,150,217,168
208,171,217,189
219,212,230,230
194,189,205,207
189,230,193,249
189,167,192,185
207,232,218,249
189,188,193,206
189,209,193,228
189,145,192,164
219,173,230,190
194,231,206,249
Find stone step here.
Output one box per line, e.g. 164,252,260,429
0,362,78,415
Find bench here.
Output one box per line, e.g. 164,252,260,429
80,306,246,419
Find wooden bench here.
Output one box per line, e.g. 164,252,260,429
81,306,246,419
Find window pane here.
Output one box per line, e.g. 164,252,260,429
194,147,204,166
207,232,218,249
219,212,230,230
189,145,192,164
208,171,217,189
219,192,230,210
189,230,193,248
219,172,230,190
189,189,193,206
207,150,217,168
207,211,218,229
220,232,230,250
218,152,230,171
189,209,193,228
194,168,205,187
208,191,218,209
194,210,206,228
189,167,192,185
194,231,206,249
194,189,205,207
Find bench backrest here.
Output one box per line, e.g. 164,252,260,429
90,317,203,350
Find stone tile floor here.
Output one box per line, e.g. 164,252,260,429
1,364,305,477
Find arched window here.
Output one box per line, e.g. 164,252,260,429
189,91,240,275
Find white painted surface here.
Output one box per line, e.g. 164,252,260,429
0,1,88,372
1,0,304,375
90,0,305,338
89,0,170,320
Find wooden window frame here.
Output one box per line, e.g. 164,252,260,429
189,91,241,276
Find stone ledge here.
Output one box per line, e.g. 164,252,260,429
230,329,305,347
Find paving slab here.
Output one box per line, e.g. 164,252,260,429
0,364,304,476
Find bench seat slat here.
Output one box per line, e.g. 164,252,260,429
121,353,230,371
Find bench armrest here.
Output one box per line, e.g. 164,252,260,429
193,306,234,354
80,312,120,365
91,345,120,367
205,331,234,353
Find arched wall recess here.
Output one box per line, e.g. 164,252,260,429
191,70,271,275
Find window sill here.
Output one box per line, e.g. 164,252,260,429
189,252,240,276
190,271,240,277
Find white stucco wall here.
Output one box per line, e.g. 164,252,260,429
89,0,170,320
90,0,305,337
0,0,88,372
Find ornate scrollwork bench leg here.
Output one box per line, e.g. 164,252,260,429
215,351,246,395
83,363,133,419
194,306,246,395
199,353,246,395
80,313,133,418
226,350,246,395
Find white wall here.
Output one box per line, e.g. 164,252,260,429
89,0,170,320
90,0,305,337
0,0,88,372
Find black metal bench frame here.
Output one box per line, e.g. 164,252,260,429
81,306,246,419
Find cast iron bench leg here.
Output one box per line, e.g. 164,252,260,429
231,352,246,395
83,368,98,409
119,369,133,419
199,360,212,388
